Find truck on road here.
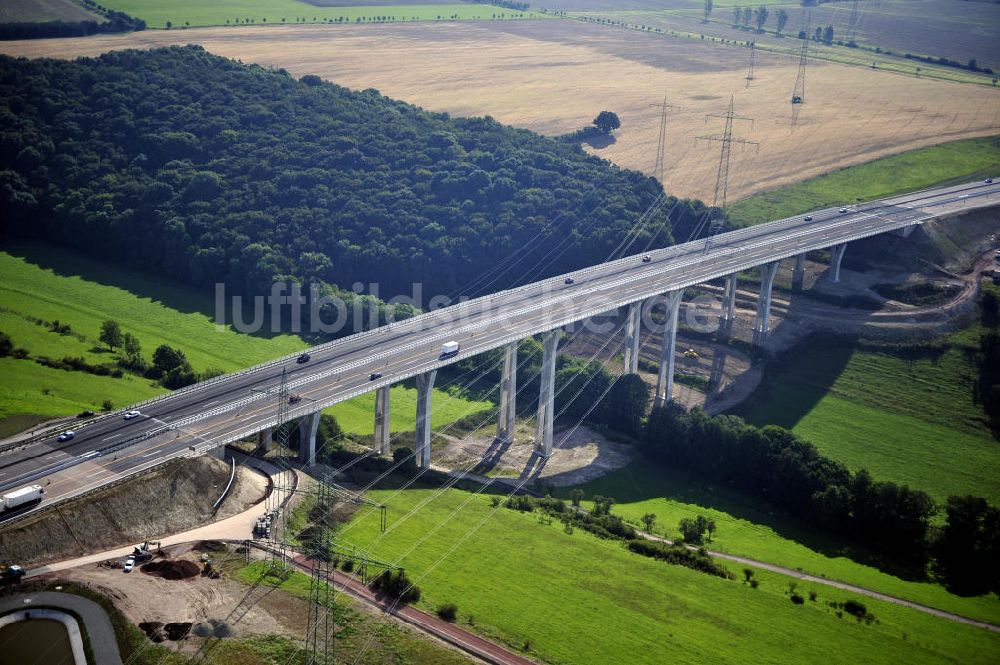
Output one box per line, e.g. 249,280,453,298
440,341,460,357
1,485,44,513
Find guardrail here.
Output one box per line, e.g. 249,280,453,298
212,455,237,511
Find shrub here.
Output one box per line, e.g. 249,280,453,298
370,569,421,604
790,593,805,604
627,539,734,580
436,603,458,622
750,579,759,589
341,559,355,573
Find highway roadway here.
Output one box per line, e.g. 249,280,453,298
1,178,998,523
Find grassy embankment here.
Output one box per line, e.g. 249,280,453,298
732,329,1000,506
727,135,1000,227
99,0,546,28
0,243,490,437
573,461,1000,626
336,486,1000,665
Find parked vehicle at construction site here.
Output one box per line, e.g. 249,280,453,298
1,485,44,513
0,564,25,584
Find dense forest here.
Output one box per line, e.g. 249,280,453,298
0,46,703,322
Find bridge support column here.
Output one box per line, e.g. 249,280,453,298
719,274,738,337
655,289,685,406
256,428,272,453
496,342,518,444
622,301,642,374
414,370,437,469
298,412,320,466
535,329,560,457
792,253,806,291
374,385,391,456
829,243,848,283
752,261,780,346
895,224,916,239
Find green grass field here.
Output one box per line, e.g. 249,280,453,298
727,136,1000,226
732,334,1000,504
327,382,493,435
0,243,491,436
99,1,545,28
0,0,103,24
337,486,1000,665
571,461,1000,626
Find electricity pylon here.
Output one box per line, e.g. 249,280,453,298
696,96,758,232
649,97,674,187
745,42,756,87
791,13,810,125
846,0,861,46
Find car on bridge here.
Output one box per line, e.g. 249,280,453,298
987,178,994,184
565,277,574,285
123,410,141,420
642,255,652,263
804,215,813,221
297,352,311,364
57,430,75,442
370,372,383,381
838,208,849,213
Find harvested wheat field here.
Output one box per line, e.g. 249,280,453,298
4,20,998,201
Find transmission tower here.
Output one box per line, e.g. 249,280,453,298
305,480,336,665
846,0,861,46
745,41,756,87
696,96,758,231
790,13,810,125
649,97,674,186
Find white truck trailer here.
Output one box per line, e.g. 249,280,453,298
1,485,44,512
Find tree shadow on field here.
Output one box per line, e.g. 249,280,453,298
2,240,290,341
579,132,617,150
564,458,931,581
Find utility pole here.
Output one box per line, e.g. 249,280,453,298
696,96,758,232
745,41,756,87
649,97,675,187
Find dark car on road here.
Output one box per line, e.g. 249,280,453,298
297,353,311,364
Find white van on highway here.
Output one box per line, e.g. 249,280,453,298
440,341,460,357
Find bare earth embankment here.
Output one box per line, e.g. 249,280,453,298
0,455,265,567
1,21,998,202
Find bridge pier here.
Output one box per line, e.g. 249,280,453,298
622,301,642,374
535,329,560,457
829,243,848,283
895,224,916,239
414,370,437,469
496,342,518,444
655,289,684,406
792,253,806,291
719,274,738,337
752,261,780,346
374,385,391,456
256,428,272,453
298,412,320,466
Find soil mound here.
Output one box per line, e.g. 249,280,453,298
141,559,200,580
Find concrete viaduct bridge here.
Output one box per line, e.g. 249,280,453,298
1,179,997,522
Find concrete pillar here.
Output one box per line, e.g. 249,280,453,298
895,224,916,239
298,412,320,466
720,273,738,336
496,342,518,444
414,370,437,469
829,243,848,283
535,329,560,457
792,253,806,291
374,385,391,456
622,301,642,374
655,289,685,406
752,261,780,346
256,427,272,453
